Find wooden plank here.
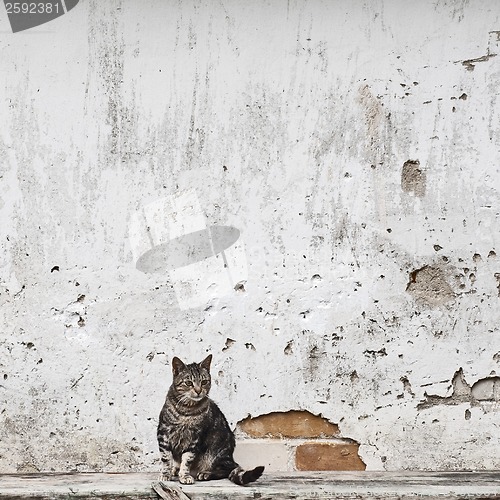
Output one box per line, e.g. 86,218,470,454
152,482,191,500
0,472,499,499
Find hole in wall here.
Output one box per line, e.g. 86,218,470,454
406,265,455,307
401,159,426,197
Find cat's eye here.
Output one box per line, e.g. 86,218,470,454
185,381,193,387
201,380,209,386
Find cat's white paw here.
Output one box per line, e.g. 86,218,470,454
159,473,175,482
179,474,195,484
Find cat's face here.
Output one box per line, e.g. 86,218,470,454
171,355,212,404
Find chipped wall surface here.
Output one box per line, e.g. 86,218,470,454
0,0,500,473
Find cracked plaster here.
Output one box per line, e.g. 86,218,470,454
0,0,499,472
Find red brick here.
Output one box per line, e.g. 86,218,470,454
295,442,366,471
238,410,339,438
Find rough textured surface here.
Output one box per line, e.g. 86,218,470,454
406,266,456,307
295,443,366,471
235,411,360,472
234,438,366,473
1,472,500,499
238,410,339,438
1,0,500,473
401,160,426,198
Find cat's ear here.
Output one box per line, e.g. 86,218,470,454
172,357,186,376
199,354,212,371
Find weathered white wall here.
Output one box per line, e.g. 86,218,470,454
1,0,499,472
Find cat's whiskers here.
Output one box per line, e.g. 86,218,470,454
176,393,202,408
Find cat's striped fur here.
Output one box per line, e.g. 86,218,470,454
157,354,264,486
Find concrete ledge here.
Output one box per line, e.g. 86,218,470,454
1,471,500,499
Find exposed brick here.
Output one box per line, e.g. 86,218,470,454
295,442,366,471
238,410,339,438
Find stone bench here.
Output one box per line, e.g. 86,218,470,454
1,471,500,499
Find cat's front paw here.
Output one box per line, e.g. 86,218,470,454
179,474,195,485
159,472,175,482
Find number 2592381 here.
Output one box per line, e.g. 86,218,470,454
5,2,60,14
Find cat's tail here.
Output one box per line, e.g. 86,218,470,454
229,465,265,485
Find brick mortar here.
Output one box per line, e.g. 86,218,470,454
235,437,357,445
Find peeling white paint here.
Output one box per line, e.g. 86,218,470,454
0,0,499,473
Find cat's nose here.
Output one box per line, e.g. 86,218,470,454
194,385,202,395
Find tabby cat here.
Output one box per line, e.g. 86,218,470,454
157,354,264,485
